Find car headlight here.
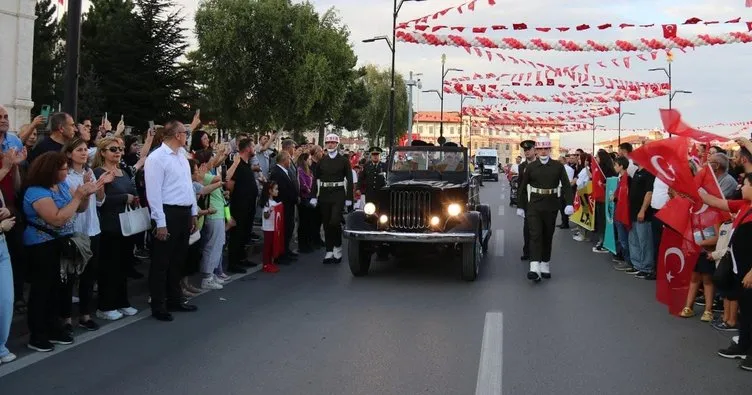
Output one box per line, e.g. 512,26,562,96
379,215,389,224
447,203,462,216
430,216,440,226
364,202,376,215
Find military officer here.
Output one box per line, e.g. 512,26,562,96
517,140,536,261
517,136,574,282
311,133,354,264
360,146,386,202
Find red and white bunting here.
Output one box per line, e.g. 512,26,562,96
397,0,498,29
448,70,668,91
463,106,619,123
397,30,752,52
445,83,670,103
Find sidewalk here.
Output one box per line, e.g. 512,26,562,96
1,235,264,374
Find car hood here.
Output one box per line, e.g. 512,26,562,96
388,179,466,190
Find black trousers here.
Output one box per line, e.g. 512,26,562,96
282,201,295,253
522,214,530,257
149,205,192,310
26,239,64,343
651,216,664,263
320,199,344,251
77,234,100,316
528,207,558,262
738,286,752,355
297,203,316,250
229,204,253,266
99,231,131,311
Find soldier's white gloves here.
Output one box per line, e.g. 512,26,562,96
516,208,525,218
310,198,318,207
345,200,352,207
564,205,574,215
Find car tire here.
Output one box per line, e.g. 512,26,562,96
461,235,481,282
348,240,371,277
494,175,499,182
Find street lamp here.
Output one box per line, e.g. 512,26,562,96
362,0,426,153
649,65,692,137
439,53,462,145
459,94,475,146
591,115,604,154
422,89,442,144
405,71,422,145
617,102,635,146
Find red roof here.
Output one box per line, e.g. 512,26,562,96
413,111,462,123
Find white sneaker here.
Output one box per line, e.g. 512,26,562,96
97,310,123,321
201,277,223,290
733,335,739,344
527,261,541,281
573,234,586,242
0,353,17,363
213,275,226,284
540,262,551,279
333,246,342,260
118,307,138,316
72,296,80,304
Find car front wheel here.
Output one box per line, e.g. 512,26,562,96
348,240,372,276
461,235,481,281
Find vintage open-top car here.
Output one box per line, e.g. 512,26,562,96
343,144,492,281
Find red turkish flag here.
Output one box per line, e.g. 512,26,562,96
692,165,731,229
656,227,700,315
660,109,730,143
590,160,606,202
747,0,752,7
656,196,693,238
662,24,677,38
614,174,631,229
629,135,700,202
272,204,285,258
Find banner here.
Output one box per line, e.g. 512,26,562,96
272,203,285,258
603,177,618,253
571,181,595,231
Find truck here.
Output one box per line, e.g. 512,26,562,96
473,148,500,181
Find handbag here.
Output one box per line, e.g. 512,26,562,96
119,204,151,236
27,221,78,261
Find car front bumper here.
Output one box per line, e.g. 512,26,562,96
343,230,476,243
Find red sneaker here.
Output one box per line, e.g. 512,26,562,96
262,263,280,273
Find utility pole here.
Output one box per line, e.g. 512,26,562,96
63,0,83,119
405,71,422,146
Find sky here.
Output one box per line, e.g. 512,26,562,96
159,0,752,147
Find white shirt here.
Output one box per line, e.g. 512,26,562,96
576,167,590,190
66,168,104,236
510,163,519,174
563,164,575,181
651,178,669,210
145,143,198,227
262,200,280,231
627,158,638,178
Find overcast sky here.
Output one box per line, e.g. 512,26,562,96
160,0,752,148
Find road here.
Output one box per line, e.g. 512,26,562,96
0,181,748,394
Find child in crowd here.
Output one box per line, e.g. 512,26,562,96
680,221,719,321
708,219,739,331
260,181,281,274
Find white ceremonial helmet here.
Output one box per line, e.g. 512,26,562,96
535,136,552,149
324,133,340,144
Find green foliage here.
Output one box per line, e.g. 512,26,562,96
194,0,357,135
31,0,60,115
361,65,408,146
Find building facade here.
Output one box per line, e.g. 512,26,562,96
596,130,664,152
1,0,35,130
410,111,561,165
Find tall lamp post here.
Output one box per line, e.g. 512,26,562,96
617,102,635,146
405,71,422,146
362,0,425,152
649,63,692,137
459,93,475,146
422,89,442,144
63,0,84,119
591,115,604,154
439,53,463,145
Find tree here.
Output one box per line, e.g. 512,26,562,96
332,67,370,134
360,65,408,146
32,0,61,115
194,0,357,135
77,66,105,121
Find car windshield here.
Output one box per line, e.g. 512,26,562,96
391,150,466,172
475,156,497,166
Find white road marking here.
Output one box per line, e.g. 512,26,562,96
497,206,504,216
476,312,504,395
493,229,504,257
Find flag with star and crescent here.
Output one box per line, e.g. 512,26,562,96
630,136,700,203
656,228,700,316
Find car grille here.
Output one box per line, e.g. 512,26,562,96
389,190,431,230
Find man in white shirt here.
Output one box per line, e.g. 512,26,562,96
145,120,199,321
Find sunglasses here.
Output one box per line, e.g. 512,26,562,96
107,147,124,153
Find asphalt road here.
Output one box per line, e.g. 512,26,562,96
0,181,749,394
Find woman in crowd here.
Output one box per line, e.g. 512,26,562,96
92,137,139,320
0,189,18,364
699,173,752,371
193,150,228,289
297,152,315,253
23,152,96,352
593,150,617,253
572,153,592,242
190,130,212,156
63,138,112,331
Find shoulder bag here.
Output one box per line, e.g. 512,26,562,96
119,204,151,236
713,208,752,290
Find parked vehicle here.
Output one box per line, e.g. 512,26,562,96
473,148,499,181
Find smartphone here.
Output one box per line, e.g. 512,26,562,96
104,112,108,121
148,120,155,129
40,105,51,118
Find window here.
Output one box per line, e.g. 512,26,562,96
505,144,510,150
418,126,424,134
505,157,510,164
429,126,434,135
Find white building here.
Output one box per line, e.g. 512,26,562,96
0,0,35,130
